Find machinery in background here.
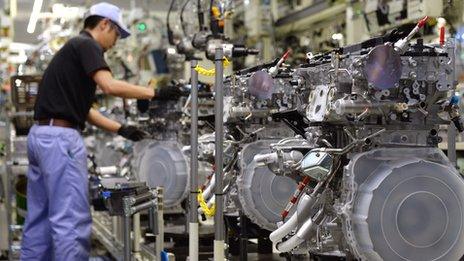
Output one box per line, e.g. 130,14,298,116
167,0,258,63
270,0,450,62
253,17,464,260
362,0,442,35
1,75,40,260
8,75,40,135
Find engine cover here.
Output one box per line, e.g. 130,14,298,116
341,148,464,261
133,140,189,208
237,140,297,231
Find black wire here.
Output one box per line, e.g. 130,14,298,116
180,0,191,36
167,0,177,45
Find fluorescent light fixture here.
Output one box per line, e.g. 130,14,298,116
27,0,43,34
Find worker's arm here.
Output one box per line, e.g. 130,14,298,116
93,70,155,99
87,107,121,133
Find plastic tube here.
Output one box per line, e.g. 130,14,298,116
203,175,216,200
275,216,316,252
276,209,324,252
97,166,118,175
269,193,317,243
207,195,215,208
269,211,298,243
275,233,305,253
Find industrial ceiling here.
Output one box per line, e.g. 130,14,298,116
12,0,170,43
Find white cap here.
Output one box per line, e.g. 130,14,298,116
84,2,131,39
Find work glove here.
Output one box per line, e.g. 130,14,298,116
136,83,184,113
136,99,150,113
154,84,183,100
117,125,149,141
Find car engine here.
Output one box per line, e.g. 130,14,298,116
253,26,464,260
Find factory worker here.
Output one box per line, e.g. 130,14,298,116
20,2,181,261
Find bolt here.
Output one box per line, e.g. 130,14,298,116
427,74,436,81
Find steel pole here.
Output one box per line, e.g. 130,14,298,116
132,213,141,258
213,47,226,261
448,124,457,166
123,214,131,261
155,187,164,260
5,121,13,261
189,59,200,261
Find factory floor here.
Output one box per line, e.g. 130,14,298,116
229,254,285,260
1,253,287,261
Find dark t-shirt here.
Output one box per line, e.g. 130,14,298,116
34,31,110,129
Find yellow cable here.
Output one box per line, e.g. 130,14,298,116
197,189,216,217
194,57,230,76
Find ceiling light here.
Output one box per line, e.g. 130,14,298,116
27,0,43,34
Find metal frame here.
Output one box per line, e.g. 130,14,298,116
122,187,164,261
5,114,30,261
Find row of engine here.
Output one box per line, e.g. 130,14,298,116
88,29,464,260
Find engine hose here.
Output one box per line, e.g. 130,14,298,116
269,210,298,243
270,193,316,243
197,189,216,217
207,194,215,208
200,165,216,191
202,175,215,201
194,57,230,76
276,209,325,252
281,176,312,219
276,233,306,253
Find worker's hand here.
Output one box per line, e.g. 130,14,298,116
154,84,183,100
136,85,183,112
137,81,184,112
117,125,149,141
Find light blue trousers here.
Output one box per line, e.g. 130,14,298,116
20,125,91,261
